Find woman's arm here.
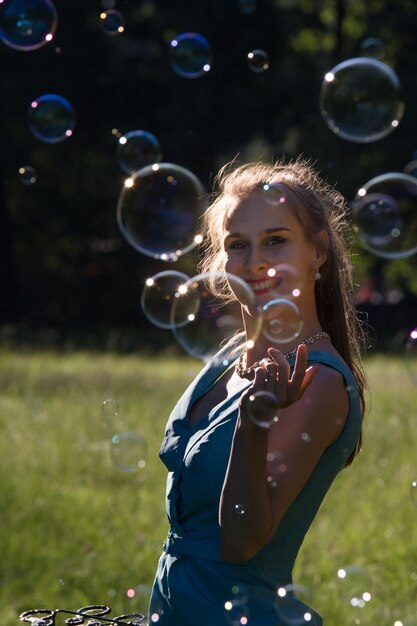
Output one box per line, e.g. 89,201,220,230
219,345,348,562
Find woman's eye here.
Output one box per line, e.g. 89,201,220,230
266,236,285,246
229,240,247,249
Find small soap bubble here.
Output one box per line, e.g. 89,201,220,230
102,399,119,418
28,94,75,143
261,182,287,206
360,37,384,59
266,264,302,300
247,49,269,72
261,298,303,345
405,328,417,385
352,173,417,259
100,9,125,35
111,432,147,473
117,163,207,260
19,165,37,185
301,432,311,443
234,504,245,516
245,391,279,429
117,130,162,174
0,0,57,51
336,565,371,609
410,480,417,507
141,270,190,329
320,57,404,143
275,584,312,625
225,597,249,626
169,32,212,78
171,272,262,361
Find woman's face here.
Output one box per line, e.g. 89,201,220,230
222,191,324,310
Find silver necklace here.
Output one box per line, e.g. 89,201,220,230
235,332,330,379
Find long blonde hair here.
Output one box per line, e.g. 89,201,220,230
199,158,366,465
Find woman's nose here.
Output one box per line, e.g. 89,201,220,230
246,248,268,273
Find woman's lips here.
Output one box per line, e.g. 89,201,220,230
247,277,282,295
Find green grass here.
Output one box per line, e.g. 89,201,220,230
1,350,417,626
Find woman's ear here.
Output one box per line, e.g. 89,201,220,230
315,230,329,266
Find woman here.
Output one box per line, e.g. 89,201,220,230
148,159,366,625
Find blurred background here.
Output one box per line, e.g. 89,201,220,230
1,0,417,352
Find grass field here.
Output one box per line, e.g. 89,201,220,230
1,349,417,626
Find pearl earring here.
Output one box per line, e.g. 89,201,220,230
315,271,321,281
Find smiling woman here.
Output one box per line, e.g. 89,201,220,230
148,158,367,626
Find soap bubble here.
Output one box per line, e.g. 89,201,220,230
410,480,417,507
360,37,384,59
352,172,417,259
102,399,119,419
320,57,404,143
405,328,417,385
234,504,245,516
111,432,147,473
245,391,279,429
28,94,75,143
117,163,207,260
275,584,313,625
0,0,57,51
19,165,37,185
224,597,249,626
247,49,269,72
100,9,124,35
261,298,303,345
265,264,302,300
170,272,262,362
141,270,190,329
336,565,372,609
117,130,162,174
169,32,212,78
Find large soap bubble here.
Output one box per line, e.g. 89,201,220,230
169,32,212,78
117,163,207,261
28,93,75,143
170,272,262,362
117,130,162,175
0,0,57,51
352,173,417,259
320,57,404,143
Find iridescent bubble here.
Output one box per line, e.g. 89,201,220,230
410,480,417,507
19,165,37,185
170,272,262,362
352,173,417,259
275,584,313,625
261,298,303,345
169,32,212,78
405,328,417,385
224,597,249,626
234,504,245,516
336,565,372,609
320,57,404,143
360,37,384,59
266,264,302,300
102,399,119,419
141,270,190,329
247,49,269,73
261,182,287,206
28,94,75,143
245,391,279,429
100,9,124,36
116,130,162,175
117,163,207,260
111,432,147,473
0,0,57,51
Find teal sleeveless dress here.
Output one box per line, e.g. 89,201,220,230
149,348,362,625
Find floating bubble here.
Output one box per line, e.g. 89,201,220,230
352,173,417,259
247,49,269,72
410,480,417,507
261,182,287,206
405,328,417,385
360,37,384,59
100,9,124,35
102,399,119,419
275,584,313,625
320,57,404,143
234,504,245,516
117,163,207,260
261,298,303,345
336,565,372,609
266,264,302,300
0,0,57,51
141,270,190,329
170,272,262,362
111,432,147,473
245,391,279,429
169,32,212,78
224,597,249,626
28,93,75,143
19,165,37,185
117,130,162,175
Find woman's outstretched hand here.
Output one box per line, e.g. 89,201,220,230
239,343,318,427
